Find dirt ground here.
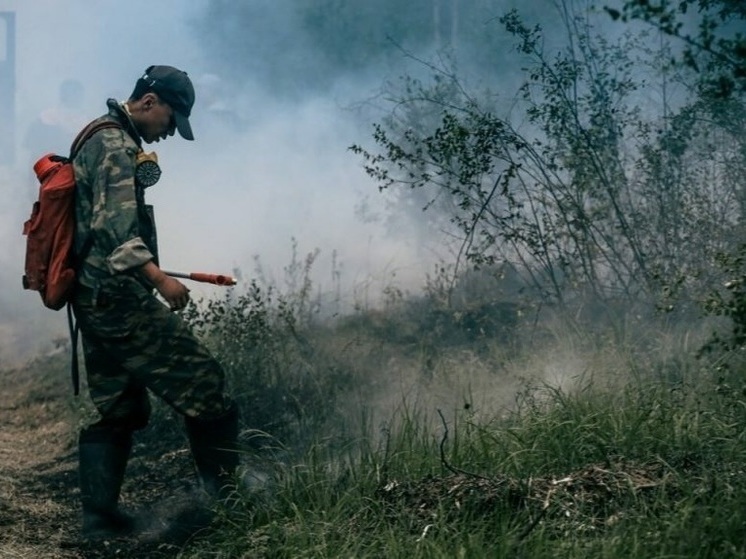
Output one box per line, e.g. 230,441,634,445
0,358,212,559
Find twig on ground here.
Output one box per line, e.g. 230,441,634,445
437,409,493,482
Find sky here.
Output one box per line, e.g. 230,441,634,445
0,0,450,364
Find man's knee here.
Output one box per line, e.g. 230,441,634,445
178,392,233,421
157,362,230,420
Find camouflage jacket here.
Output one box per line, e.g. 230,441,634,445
72,99,159,289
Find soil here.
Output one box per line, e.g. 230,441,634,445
0,357,211,559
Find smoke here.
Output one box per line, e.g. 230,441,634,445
0,0,634,368
0,0,445,365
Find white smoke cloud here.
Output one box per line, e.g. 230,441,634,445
0,0,436,365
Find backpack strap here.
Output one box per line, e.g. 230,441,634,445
67,119,123,396
69,119,123,160
68,304,81,395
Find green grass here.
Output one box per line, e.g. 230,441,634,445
174,353,746,559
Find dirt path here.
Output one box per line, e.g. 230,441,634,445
0,358,81,558
0,358,206,559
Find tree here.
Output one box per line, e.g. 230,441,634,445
606,0,746,98
353,0,746,314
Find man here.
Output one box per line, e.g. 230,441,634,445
70,65,238,540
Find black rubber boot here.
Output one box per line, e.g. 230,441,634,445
184,403,240,501
78,428,135,540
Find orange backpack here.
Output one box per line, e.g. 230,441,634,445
22,121,120,310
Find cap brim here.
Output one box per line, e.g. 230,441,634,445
174,111,194,141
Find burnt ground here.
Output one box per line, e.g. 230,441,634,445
0,358,215,559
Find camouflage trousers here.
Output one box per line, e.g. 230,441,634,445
72,275,229,432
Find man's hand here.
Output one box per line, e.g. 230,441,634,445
155,275,191,310
141,261,190,310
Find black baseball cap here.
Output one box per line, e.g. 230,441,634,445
137,65,195,140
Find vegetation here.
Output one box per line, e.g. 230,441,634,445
5,2,746,558
7,260,746,557
608,0,746,99
159,260,745,559
167,2,746,557
352,1,746,318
